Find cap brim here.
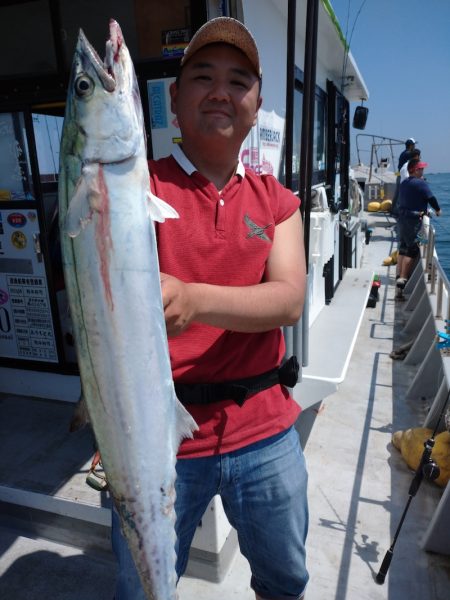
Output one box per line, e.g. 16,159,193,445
180,17,261,78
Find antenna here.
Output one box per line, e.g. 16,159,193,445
340,0,369,93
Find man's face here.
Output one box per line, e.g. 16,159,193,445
170,43,262,148
414,167,424,178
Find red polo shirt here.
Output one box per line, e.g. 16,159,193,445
151,148,301,457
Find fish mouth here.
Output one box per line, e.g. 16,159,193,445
105,19,123,69
78,19,124,93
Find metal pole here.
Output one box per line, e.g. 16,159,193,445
436,278,443,319
298,0,319,368
299,0,319,269
368,144,374,182
284,0,296,192
284,0,307,369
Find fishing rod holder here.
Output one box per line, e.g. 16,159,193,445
339,209,350,229
436,324,450,349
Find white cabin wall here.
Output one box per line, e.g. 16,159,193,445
242,1,347,102
240,1,335,312
242,1,290,120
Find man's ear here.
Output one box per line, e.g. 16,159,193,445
169,81,178,115
252,96,263,126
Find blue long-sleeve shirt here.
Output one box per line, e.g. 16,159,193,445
398,177,440,217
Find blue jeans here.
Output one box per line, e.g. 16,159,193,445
112,426,309,600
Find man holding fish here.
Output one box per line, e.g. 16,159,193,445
112,16,309,600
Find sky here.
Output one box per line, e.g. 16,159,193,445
330,0,450,174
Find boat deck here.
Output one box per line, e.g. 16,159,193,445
0,212,449,599
304,213,450,599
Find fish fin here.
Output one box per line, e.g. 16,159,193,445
147,191,179,223
65,164,100,238
175,397,199,446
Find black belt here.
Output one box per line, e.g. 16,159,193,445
175,355,299,407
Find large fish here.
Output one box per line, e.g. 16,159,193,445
58,19,198,599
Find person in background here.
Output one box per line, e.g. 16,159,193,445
400,148,421,182
396,158,441,289
392,138,418,216
398,138,417,171
112,17,309,600
394,148,422,279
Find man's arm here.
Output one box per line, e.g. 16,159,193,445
161,209,306,336
427,195,441,215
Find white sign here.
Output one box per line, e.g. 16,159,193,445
240,109,285,178
0,209,58,362
147,77,180,160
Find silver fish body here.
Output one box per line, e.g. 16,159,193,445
58,20,197,600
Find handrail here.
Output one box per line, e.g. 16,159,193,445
424,221,450,326
355,134,404,173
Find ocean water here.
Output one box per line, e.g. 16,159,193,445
426,173,450,277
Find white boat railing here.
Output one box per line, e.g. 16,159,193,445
424,223,450,324
355,133,404,178
385,220,450,558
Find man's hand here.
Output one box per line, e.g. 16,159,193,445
160,273,196,336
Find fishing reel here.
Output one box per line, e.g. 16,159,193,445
409,438,440,498
421,456,440,482
420,437,440,482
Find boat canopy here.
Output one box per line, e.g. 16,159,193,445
318,0,369,101
264,0,369,102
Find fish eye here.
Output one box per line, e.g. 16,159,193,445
75,75,94,97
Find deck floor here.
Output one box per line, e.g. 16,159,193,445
0,212,449,599
302,213,450,600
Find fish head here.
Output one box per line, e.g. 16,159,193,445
65,19,144,164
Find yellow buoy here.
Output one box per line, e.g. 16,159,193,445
368,201,381,212
380,199,392,212
392,428,450,487
382,249,398,266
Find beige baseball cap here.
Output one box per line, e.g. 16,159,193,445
180,17,262,78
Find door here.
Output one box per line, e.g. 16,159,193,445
0,109,74,370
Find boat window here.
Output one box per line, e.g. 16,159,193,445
31,113,64,242
58,0,191,67
0,1,57,77
291,85,304,188
313,91,327,184
280,81,327,190
0,113,35,201
279,83,303,191
134,0,191,60
0,0,193,79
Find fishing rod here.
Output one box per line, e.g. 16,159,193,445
428,212,450,237
376,383,450,584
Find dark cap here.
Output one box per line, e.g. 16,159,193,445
180,17,262,78
405,138,417,145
